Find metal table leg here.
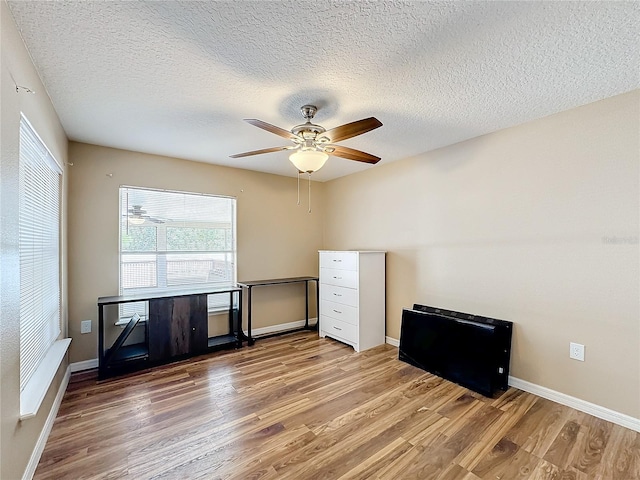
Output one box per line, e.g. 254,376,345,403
305,280,310,329
247,286,254,345
98,304,105,378
315,279,320,331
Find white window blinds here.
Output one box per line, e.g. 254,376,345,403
119,187,236,318
19,116,62,392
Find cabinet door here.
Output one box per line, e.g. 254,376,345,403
148,298,173,361
188,295,208,354
149,294,207,361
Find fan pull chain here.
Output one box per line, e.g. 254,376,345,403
308,173,312,214
297,170,301,206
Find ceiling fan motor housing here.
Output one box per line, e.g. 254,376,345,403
292,105,326,141
292,105,327,144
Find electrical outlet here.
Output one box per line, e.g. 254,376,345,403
80,320,92,334
570,342,585,361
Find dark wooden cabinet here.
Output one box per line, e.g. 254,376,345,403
98,287,242,379
148,294,208,361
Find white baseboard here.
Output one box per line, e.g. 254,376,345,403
69,358,98,373
509,376,640,433
244,318,317,337
22,365,70,480
385,336,399,347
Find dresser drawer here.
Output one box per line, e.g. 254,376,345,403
321,299,358,325
319,251,357,271
320,267,358,289
321,315,357,343
321,284,358,307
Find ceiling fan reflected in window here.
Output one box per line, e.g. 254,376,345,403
126,205,165,225
230,105,383,212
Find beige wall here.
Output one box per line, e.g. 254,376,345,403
1,2,70,478
323,91,640,418
67,143,324,363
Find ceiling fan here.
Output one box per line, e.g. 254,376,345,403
230,105,383,173
126,205,165,225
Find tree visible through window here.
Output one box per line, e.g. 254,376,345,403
119,187,236,318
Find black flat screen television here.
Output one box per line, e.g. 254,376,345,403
399,304,513,397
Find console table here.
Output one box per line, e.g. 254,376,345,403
98,287,242,379
237,276,319,345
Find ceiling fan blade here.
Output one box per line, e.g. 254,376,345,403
324,117,382,143
244,119,298,140
230,146,291,158
328,145,381,164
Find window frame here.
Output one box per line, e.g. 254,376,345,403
118,186,237,319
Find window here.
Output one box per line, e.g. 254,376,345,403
119,187,236,318
19,116,62,392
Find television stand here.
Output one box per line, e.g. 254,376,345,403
98,287,242,379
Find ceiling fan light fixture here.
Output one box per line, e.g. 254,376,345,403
289,150,328,173
129,216,145,225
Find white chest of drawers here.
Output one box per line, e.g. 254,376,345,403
318,250,386,352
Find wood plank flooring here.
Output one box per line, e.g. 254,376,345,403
35,332,640,480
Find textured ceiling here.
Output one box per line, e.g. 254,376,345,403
7,1,640,181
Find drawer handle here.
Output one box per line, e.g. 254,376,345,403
333,326,342,331
332,293,342,297
333,276,342,280
333,309,342,314
333,259,342,262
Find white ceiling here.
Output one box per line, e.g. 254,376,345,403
7,1,640,182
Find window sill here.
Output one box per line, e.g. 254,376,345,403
208,306,237,315
20,338,71,420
